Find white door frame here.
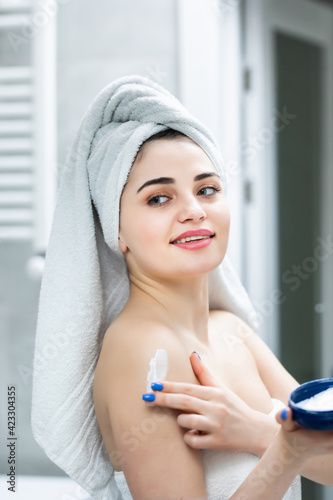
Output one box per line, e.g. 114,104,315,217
177,0,245,279
243,0,333,385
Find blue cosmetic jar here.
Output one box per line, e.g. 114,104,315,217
288,378,333,430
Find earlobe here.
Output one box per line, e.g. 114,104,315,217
118,236,128,253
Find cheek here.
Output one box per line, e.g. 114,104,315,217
224,207,231,231
123,210,168,252
215,203,231,232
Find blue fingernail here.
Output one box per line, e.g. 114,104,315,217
151,382,163,391
281,409,288,420
142,393,155,402
192,351,201,360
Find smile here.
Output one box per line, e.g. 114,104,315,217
170,229,215,245
170,229,215,250
171,235,213,244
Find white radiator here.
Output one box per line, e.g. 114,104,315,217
0,0,56,251
0,65,34,240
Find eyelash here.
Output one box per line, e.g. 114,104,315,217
147,185,221,206
197,186,221,197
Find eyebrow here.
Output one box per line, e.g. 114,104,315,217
137,172,219,193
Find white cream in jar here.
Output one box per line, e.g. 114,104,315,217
296,387,333,411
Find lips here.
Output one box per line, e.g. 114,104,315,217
170,229,215,245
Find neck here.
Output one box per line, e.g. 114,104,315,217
128,272,210,344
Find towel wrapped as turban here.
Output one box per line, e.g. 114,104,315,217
31,75,258,499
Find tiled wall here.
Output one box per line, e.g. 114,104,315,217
1,0,177,477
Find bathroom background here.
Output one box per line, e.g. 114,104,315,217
0,0,333,499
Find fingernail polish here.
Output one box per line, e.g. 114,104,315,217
151,382,163,391
191,351,201,360
281,409,288,421
142,393,155,402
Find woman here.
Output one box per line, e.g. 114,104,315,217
31,76,333,500
93,128,333,499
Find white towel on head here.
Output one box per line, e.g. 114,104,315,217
31,75,259,499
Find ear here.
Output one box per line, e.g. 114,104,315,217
118,235,128,253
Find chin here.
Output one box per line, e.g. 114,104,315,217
133,247,226,280
176,255,224,278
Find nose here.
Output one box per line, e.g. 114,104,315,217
177,196,207,223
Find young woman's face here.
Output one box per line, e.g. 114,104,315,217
118,137,230,281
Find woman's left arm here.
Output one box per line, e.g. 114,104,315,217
237,314,333,486
146,313,333,485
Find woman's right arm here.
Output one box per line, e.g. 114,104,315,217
94,323,207,499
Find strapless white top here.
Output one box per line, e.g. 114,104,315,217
111,398,301,499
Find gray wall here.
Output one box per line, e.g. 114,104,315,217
57,0,178,180
0,0,178,476
0,242,59,475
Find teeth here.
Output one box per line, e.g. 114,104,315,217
172,235,211,244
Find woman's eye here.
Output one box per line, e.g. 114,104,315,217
147,195,170,206
197,186,220,196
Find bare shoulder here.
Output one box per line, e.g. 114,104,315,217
94,313,199,415
96,313,193,377
209,310,299,403
210,310,299,400
209,309,255,341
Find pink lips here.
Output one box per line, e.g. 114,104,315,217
170,229,215,250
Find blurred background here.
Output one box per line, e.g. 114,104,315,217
0,0,332,499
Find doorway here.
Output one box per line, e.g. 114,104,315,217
276,30,323,500
243,1,333,499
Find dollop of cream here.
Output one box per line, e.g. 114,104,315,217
296,387,333,411
146,349,168,393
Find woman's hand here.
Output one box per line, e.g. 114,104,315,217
276,407,333,459
143,352,279,456
229,409,333,499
